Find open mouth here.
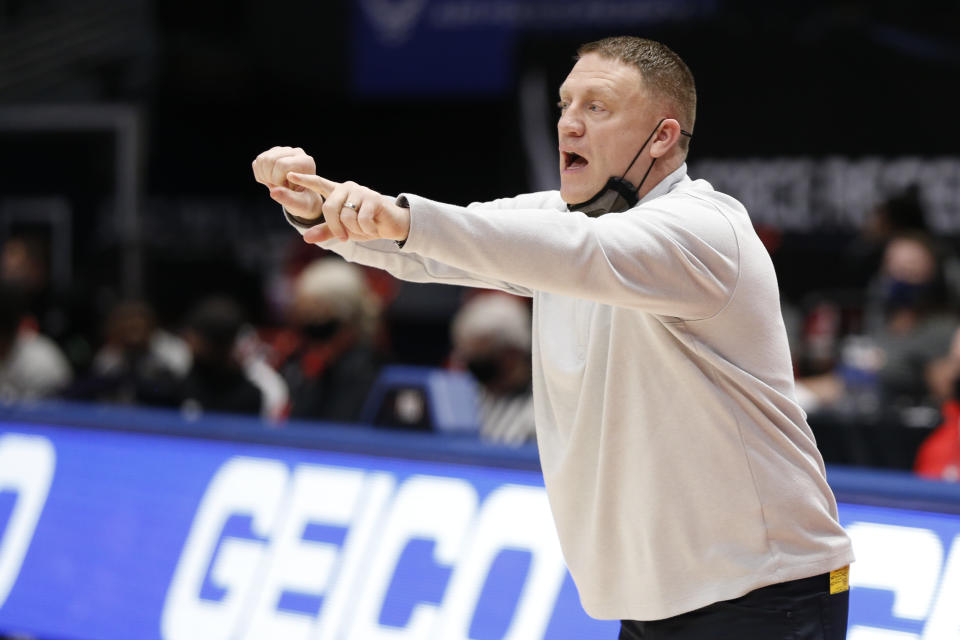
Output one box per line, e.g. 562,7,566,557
563,151,589,170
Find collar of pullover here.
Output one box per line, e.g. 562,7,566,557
636,162,688,207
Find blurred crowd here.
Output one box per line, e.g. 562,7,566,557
0,226,538,448
783,187,960,415
1,184,959,479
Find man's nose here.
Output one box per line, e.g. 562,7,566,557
558,110,584,136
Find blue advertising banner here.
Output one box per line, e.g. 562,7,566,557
0,420,616,639
839,505,960,639
1,410,960,639
351,0,720,95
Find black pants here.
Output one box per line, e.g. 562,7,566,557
619,573,849,639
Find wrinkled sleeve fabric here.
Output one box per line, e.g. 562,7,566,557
283,203,535,298
398,191,741,320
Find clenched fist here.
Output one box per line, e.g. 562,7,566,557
252,146,323,221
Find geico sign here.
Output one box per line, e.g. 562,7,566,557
0,434,56,609
847,522,960,640
161,457,567,640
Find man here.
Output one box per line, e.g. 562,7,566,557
253,36,854,639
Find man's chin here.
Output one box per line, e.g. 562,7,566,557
560,185,598,206
560,170,605,203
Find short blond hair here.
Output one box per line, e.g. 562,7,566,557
294,258,380,338
451,294,531,352
577,36,696,153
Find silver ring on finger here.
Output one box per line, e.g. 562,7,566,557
343,201,357,210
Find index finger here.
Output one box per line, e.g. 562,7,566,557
287,172,339,198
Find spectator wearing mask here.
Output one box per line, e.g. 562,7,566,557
866,232,956,407
799,232,956,413
278,258,381,422
178,296,287,419
451,293,536,446
69,300,190,405
0,283,72,402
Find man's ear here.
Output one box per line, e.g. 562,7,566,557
650,118,682,158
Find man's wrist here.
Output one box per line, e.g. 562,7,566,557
283,193,326,229
285,209,325,228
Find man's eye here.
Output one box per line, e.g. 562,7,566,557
557,101,569,111
588,104,604,112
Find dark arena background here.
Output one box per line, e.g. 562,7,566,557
2,1,960,639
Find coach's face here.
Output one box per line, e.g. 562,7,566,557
557,54,659,205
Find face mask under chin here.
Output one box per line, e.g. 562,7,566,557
568,176,639,217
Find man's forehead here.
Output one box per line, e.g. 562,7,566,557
559,55,644,97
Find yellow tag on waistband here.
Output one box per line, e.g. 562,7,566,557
829,566,850,595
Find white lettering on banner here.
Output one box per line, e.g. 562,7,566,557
311,472,397,640
847,523,943,620
345,475,479,640
688,157,960,232
436,484,566,640
0,433,55,609
163,458,960,640
244,466,373,640
162,457,290,640
922,534,960,640
846,523,960,640
163,459,575,640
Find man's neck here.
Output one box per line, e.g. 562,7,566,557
637,161,688,205
632,156,684,202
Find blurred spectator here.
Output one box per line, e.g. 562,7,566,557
798,232,956,414
1,233,94,370
95,300,191,379
451,293,536,446
0,283,72,402
178,296,287,420
795,299,843,376
928,328,960,404
866,233,956,407
914,401,960,482
864,231,949,328
917,329,960,481
844,185,930,291
233,326,290,423
1,234,48,297
67,300,189,405
275,258,382,423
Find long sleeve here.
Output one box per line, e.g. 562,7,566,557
284,208,534,297
399,186,741,320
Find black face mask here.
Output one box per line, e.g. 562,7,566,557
302,319,343,342
568,118,692,217
466,356,502,385
882,277,934,312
